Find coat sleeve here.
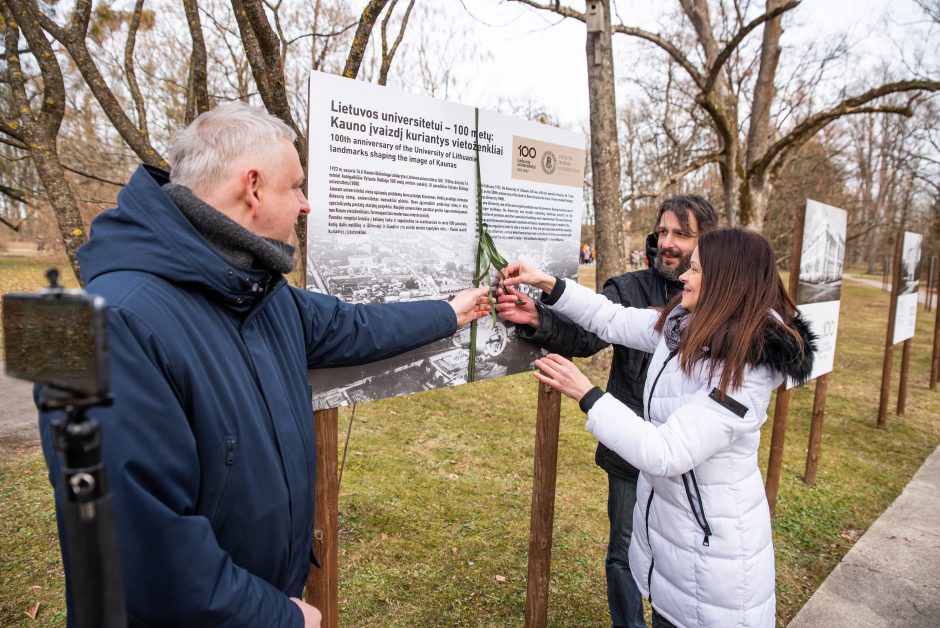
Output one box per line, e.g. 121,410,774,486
293,290,457,369
584,364,774,478
515,277,637,357
38,307,303,628
549,279,660,353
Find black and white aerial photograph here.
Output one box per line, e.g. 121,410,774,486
796,200,847,306
306,231,576,409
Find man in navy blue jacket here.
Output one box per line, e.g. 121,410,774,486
38,102,488,627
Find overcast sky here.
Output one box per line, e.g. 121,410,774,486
441,0,938,130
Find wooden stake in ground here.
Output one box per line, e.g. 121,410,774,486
308,407,339,628
927,256,937,312
897,339,912,415
932,293,940,390
803,374,828,487
877,236,904,428
524,383,561,628
765,204,805,515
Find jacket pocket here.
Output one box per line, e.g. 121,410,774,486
209,436,237,524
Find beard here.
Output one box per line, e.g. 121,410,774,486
655,247,692,281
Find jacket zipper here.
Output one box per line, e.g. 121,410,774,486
681,471,713,546
645,487,656,604
643,349,677,602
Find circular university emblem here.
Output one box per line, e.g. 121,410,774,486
541,150,557,175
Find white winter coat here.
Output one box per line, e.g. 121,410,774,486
551,280,781,628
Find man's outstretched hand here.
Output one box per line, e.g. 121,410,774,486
449,286,491,326
290,598,322,628
495,286,540,327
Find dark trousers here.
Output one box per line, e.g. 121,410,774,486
651,608,679,628
606,473,645,628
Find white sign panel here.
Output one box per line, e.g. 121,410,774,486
892,231,923,345
305,71,585,409
789,199,847,388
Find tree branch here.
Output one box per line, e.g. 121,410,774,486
0,181,28,205
230,0,304,164
702,0,800,95
508,0,706,89
0,214,25,231
36,0,167,168
182,0,210,121
5,0,66,137
124,0,150,145
343,0,389,79
621,152,722,205
61,162,127,187
378,0,415,86
754,81,940,180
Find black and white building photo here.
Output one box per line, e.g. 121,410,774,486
796,201,847,306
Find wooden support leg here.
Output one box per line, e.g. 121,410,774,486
308,407,339,628
524,383,561,628
897,339,912,415
803,375,828,487
765,385,790,516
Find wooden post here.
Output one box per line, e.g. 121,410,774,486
765,385,789,515
927,256,937,312
524,383,561,628
877,236,904,428
307,407,339,628
932,296,940,390
897,339,912,415
765,204,804,515
803,374,828,487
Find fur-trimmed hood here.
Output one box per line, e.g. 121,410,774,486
663,306,818,386
750,314,817,386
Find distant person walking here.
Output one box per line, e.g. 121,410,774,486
581,243,594,264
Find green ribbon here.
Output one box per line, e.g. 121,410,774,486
468,108,512,382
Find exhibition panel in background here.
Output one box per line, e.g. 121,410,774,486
305,71,585,410
893,231,924,345
789,199,848,388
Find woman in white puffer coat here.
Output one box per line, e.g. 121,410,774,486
498,228,816,628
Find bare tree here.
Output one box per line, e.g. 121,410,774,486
1,0,88,274
509,0,940,231
584,0,626,287
1,0,413,281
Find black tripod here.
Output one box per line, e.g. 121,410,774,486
42,390,126,628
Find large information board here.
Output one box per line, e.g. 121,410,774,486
788,199,847,388
305,72,585,410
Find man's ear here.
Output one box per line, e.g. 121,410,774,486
241,168,262,216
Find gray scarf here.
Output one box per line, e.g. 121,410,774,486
163,183,295,274
663,305,691,352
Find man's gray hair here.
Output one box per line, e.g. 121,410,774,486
168,101,297,192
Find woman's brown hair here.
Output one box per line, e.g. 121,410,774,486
654,227,807,393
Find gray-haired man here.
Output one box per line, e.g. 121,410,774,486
39,102,488,627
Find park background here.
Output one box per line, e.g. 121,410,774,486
1,0,939,625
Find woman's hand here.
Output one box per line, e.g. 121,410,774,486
533,353,595,401
500,261,556,293
494,286,541,327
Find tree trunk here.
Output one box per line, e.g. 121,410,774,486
719,143,741,226
586,0,626,289
743,0,784,230
3,1,86,282
29,137,87,282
